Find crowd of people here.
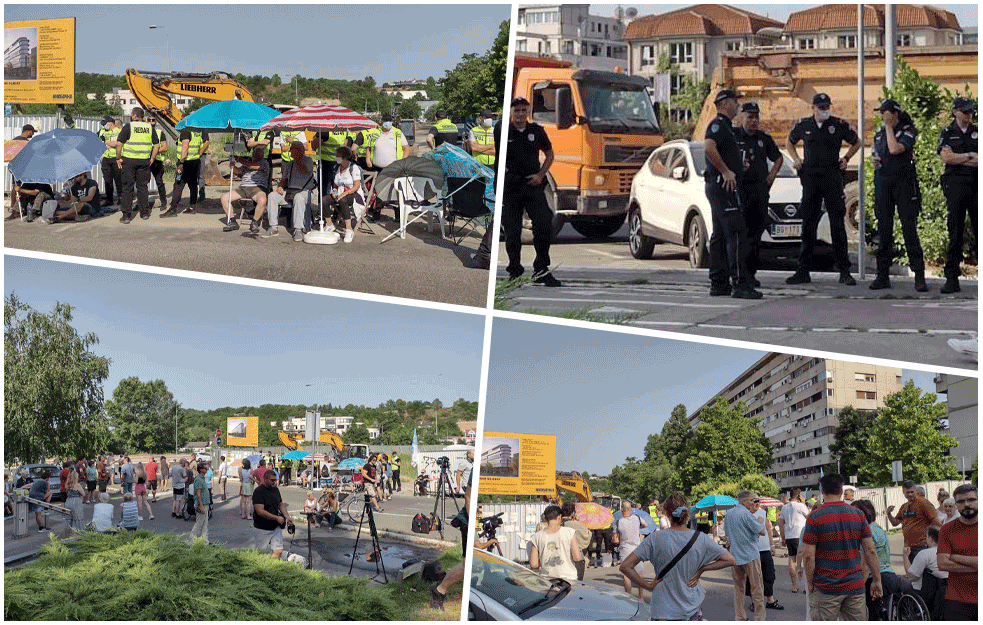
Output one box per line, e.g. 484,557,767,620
523,474,976,621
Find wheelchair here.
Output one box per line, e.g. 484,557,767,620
866,573,931,621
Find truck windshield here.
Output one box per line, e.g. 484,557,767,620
578,82,661,135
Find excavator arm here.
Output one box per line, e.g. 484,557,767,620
555,471,592,503
278,431,305,450
125,69,255,137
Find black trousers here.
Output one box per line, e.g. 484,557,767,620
120,158,151,218
746,550,776,598
392,469,401,491
797,170,850,273
740,182,769,278
502,180,551,277
705,180,750,287
942,174,978,279
874,170,924,276
150,160,166,208
100,157,122,205
169,159,202,209
318,159,336,196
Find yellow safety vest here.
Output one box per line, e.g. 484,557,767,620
319,131,349,161
252,131,271,159
433,118,458,145
280,130,298,163
369,128,405,160
154,128,166,162
471,124,496,166
185,131,204,161
347,130,366,158
120,121,154,160
99,127,119,159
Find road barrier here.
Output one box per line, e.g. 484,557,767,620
11,490,71,539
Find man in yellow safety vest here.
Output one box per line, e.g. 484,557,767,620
148,116,168,211
114,107,161,223
469,108,496,167
98,115,122,209
428,109,459,148
162,126,209,217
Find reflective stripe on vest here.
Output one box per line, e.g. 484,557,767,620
347,130,365,157
99,127,119,159
280,131,298,162
253,131,271,159
471,125,495,166
369,128,405,160
154,128,166,162
434,119,457,136
120,121,154,160
185,131,204,161
319,131,349,161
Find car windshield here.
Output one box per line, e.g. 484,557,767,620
688,144,707,177
472,551,570,618
25,466,58,479
578,81,661,135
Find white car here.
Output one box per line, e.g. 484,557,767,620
627,140,832,267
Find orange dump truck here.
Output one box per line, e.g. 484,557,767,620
512,53,664,239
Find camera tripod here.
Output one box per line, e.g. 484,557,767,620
349,493,387,583
430,462,462,541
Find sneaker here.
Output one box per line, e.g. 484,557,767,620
250,220,260,234
732,286,763,300
40,216,56,225
260,227,279,238
181,206,196,215
785,271,811,285
293,230,304,242
159,209,178,218
138,516,144,521
839,272,857,286
914,273,928,292
709,283,732,297
343,230,354,243
533,272,562,287
429,584,446,611
24,212,35,223
322,224,336,233
940,278,961,294
223,220,239,232
766,601,785,610
869,276,891,290
947,338,978,360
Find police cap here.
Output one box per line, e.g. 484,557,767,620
22,124,36,133
436,109,448,119
874,99,902,113
952,97,975,113
740,102,760,114
101,115,114,124
714,89,742,104
480,108,493,118
63,115,74,125
812,93,832,107
511,97,530,107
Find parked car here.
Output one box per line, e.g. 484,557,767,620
627,139,832,267
16,464,63,501
469,549,644,621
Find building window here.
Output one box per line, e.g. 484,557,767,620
798,38,816,50
564,40,574,55
670,74,686,96
837,35,857,48
854,373,876,382
516,39,527,52
897,33,912,47
517,11,524,26
669,42,693,64
856,390,877,400
640,45,657,67
726,41,742,51
827,388,834,397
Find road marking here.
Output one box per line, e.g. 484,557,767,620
892,302,978,310
592,306,643,313
516,296,741,309
700,324,747,330
632,320,689,327
869,328,921,333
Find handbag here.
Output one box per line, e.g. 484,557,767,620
657,530,701,581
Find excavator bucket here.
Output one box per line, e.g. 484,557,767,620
201,155,230,186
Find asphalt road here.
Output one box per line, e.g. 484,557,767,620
4,198,490,308
499,225,978,371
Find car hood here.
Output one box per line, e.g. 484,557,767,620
528,581,643,621
769,177,801,203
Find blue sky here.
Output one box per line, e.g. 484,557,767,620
485,317,942,475
592,4,977,27
3,5,510,83
4,255,485,410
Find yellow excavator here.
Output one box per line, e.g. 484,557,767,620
276,429,369,462
554,471,593,502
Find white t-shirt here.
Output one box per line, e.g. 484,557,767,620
333,162,366,207
218,462,228,479
371,130,408,168
780,501,810,539
908,546,947,590
92,503,114,532
754,508,770,551
456,461,472,491
529,526,578,581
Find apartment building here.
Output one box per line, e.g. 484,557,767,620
515,4,628,72
690,353,902,490
86,89,194,117
784,4,964,51
934,374,978,477
280,414,356,437
481,443,514,469
4,36,32,69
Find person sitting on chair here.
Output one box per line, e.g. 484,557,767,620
222,147,270,234
322,146,365,243
262,141,316,241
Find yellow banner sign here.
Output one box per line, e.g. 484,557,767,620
227,416,259,447
479,432,556,496
4,17,75,104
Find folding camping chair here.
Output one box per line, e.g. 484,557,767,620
381,176,445,243
445,176,491,245
354,171,377,235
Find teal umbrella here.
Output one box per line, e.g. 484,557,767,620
282,450,310,460
692,494,738,512
175,100,278,131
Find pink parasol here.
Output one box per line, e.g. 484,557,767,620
260,104,377,133
575,501,614,530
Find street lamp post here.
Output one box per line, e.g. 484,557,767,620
149,25,170,74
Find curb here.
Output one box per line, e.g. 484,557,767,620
287,514,456,549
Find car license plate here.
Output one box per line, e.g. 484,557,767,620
771,224,802,238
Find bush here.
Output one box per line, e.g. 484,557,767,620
4,531,403,620
862,59,977,269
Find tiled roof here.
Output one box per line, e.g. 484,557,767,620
625,4,783,40
785,4,962,33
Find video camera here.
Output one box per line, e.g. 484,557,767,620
436,456,451,470
478,512,504,541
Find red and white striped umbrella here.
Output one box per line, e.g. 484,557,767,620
260,104,377,132
310,453,326,461
758,496,783,507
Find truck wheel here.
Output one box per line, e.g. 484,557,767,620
628,208,656,259
570,214,626,239
687,213,709,269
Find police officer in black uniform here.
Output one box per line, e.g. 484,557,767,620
785,93,860,285
735,102,783,287
937,97,978,294
870,99,926,291
704,89,761,299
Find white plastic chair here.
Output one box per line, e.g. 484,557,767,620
381,176,445,243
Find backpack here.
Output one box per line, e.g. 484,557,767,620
411,513,430,533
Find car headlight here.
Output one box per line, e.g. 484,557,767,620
594,174,606,187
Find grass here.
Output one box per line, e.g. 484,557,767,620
494,276,534,310
522,307,643,326
393,541,465,622
4,531,463,621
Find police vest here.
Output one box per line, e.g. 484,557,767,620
253,131,271,159
369,128,405,160
99,127,119,159
120,121,154,160
185,131,204,161
153,128,166,162
319,131,349,161
471,125,496,166
433,118,458,145
280,131,299,162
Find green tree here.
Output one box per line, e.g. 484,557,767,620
660,404,691,465
829,406,878,481
738,473,780,498
5,295,111,463
676,397,773,493
105,378,181,453
344,424,371,445
860,380,959,486
655,54,711,140
438,20,508,118
862,58,977,266
398,99,421,121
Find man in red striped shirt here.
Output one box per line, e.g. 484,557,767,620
801,473,883,620
937,483,977,621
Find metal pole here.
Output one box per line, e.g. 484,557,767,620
856,5,866,279
885,4,896,89
174,405,178,453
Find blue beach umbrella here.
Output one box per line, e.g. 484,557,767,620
336,457,364,471
692,494,738,512
175,100,278,131
7,128,105,186
282,450,310,460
